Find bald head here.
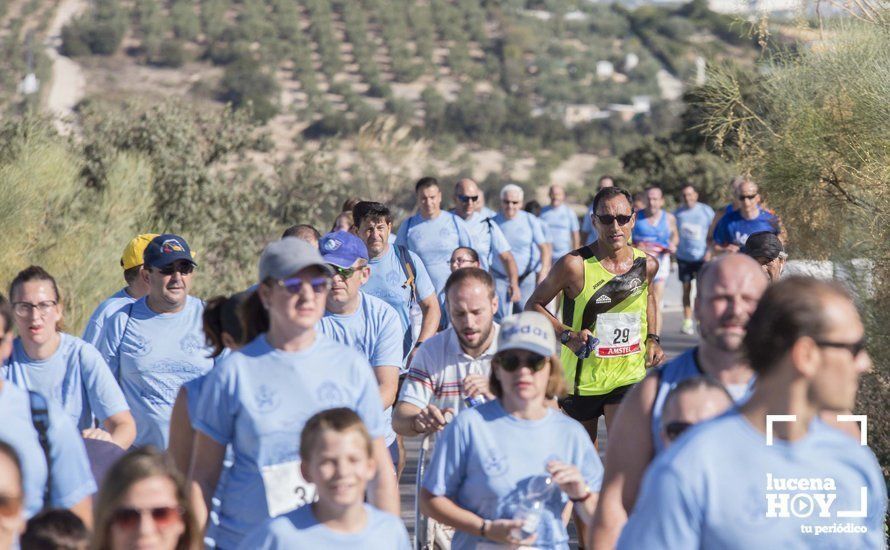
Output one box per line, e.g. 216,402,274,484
695,254,769,353
454,178,482,217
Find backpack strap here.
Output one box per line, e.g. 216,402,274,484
28,390,52,510
394,245,418,304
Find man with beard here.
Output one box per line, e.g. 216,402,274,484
589,254,769,548
392,268,498,436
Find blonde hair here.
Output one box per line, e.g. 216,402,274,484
92,447,201,550
300,408,373,462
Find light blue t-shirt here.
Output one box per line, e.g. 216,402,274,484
492,211,548,278
82,288,136,347
581,205,597,245
0,381,96,518
540,204,579,261
619,412,887,549
395,211,474,296
318,292,402,447
364,245,435,334
423,400,603,550
237,503,410,550
193,334,386,549
96,295,214,449
3,334,129,431
456,209,512,270
674,202,715,262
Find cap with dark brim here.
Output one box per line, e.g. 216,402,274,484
741,231,784,260
259,237,334,282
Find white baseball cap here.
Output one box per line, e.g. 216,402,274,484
497,311,558,358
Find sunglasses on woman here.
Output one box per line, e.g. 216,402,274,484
278,276,332,295
497,352,547,372
111,506,183,530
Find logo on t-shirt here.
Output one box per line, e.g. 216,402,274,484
253,384,281,414
482,449,509,477
316,381,347,407
179,333,204,355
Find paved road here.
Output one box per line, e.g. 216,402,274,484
400,263,699,547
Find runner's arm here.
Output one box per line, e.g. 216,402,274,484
101,410,136,449
498,250,521,300
668,213,679,253
189,430,226,528
368,437,400,515
644,254,665,366
525,254,575,333
589,374,659,549
417,294,440,343
373,365,400,409
537,242,552,282
167,387,194,476
572,230,580,250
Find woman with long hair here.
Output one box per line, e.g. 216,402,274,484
93,447,201,550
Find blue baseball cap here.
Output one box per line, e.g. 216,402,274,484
318,231,369,268
143,234,196,269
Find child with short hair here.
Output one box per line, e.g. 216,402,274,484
237,408,409,549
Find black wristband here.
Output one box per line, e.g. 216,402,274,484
646,333,661,344
480,518,489,537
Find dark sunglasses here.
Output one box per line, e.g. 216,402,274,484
279,276,332,295
498,352,547,373
0,494,22,517
111,506,183,530
737,193,758,201
814,337,867,357
457,194,479,203
330,265,359,279
157,263,195,276
664,421,693,442
595,213,634,226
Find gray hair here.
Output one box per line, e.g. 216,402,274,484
500,183,524,201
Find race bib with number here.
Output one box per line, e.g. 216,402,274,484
260,460,316,517
594,312,642,357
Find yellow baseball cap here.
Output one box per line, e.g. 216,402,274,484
120,233,160,270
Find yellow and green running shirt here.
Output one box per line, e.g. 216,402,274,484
560,247,649,396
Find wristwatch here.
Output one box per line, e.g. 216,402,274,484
646,333,661,344
560,329,572,345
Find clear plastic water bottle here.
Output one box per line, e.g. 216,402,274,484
511,475,554,540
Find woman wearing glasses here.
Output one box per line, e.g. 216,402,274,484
93,447,201,550
420,312,602,549
3,266,136,449
189,238,398,549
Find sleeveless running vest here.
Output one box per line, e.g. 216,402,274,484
560,247,648,396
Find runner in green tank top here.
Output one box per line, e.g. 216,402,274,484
526,186,665,446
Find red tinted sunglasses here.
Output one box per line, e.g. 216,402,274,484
111,506,183,530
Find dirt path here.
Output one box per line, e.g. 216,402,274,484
44,0,87,134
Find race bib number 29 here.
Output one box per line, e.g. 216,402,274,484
261,461,316,517
595,312,642,357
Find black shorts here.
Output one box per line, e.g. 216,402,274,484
677,259,705,283
559,383,636,423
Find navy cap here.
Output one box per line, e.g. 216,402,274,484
318,231,369,268
742,231,784,260
143,234,196,269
